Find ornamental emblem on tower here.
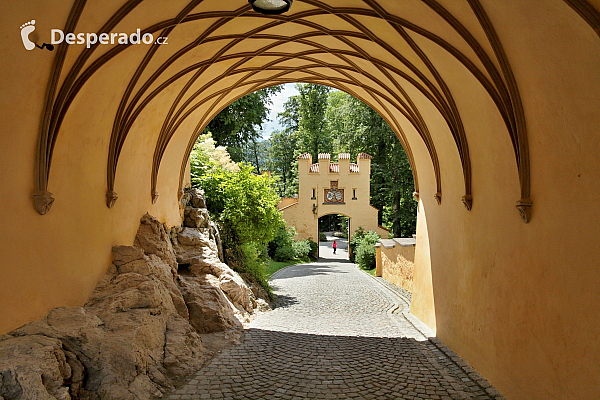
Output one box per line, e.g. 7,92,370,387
324,181,344,203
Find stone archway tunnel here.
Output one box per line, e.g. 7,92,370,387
1,1,599,398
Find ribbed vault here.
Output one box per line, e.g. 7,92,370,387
33,0,599,220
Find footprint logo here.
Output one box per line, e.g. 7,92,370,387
20,20,36,51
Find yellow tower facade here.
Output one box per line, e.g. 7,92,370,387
279,153,390,245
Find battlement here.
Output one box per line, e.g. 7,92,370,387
297,153,371,174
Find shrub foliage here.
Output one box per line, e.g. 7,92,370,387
350,227,380,270
191,135,284,296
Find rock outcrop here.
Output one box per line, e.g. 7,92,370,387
134,214,178,273
0,188,269,400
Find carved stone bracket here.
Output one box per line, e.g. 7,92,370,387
177,189,184,201
462,194,473,211
434,192,442,205
413,191,420,201
151,190,159,204
516,198,533,223
106,191,118,208
33,191,55,215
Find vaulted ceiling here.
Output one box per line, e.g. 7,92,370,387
34,0,600,221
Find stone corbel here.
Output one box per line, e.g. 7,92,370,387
151,190,159,204
462,194,473,211
412,191,419,202
516,198,533,223
106,191,118,208
33,190,55,215
434,192,442,205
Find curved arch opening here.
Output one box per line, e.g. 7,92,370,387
317,214,350,260
2,2,599,398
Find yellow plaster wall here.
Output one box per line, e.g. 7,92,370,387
277,198,299,210
410,201,436,334
0,2,185,334
408,2,600,398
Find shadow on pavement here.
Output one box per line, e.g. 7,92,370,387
167,328,499,400
271,263,349,280
272,294,299,309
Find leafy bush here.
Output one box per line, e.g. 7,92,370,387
269,226,313,261
307,239,318,258
200,163,282,245
268,225,294,259
239,243,272,297
273,245,296,262
350,227,380,269
355,243,377,270
292,240,312,259
191,141,284,297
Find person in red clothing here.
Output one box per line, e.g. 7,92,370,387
333,240,337,254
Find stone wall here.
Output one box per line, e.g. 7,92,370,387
376,238,416,293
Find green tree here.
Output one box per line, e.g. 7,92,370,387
267,129,298,196
296,84,332,158
240,137,271,174
278,95,300,134
204,86,282,161
326,91,417,237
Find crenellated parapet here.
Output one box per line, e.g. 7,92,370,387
297,153,371,175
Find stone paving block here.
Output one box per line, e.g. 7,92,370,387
164,260,504,400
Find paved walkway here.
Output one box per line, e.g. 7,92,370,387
167,261,505,400
318,232,349,260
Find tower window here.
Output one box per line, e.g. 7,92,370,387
352,189,357,200
311,188,316,199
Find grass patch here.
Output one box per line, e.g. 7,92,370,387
362,267,376,276
265,258,311,278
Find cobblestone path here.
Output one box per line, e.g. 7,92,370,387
167,261,505,400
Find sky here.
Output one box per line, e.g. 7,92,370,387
261,83,299,139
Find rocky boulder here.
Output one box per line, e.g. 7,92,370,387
0,334,84,400
184,207,210,229
134,213,177,273
111,246,189,319
178,276,241,334
219,271,252,313
0,205,266,400
185,187,207,209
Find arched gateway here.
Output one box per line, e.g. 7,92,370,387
278,152,389,254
